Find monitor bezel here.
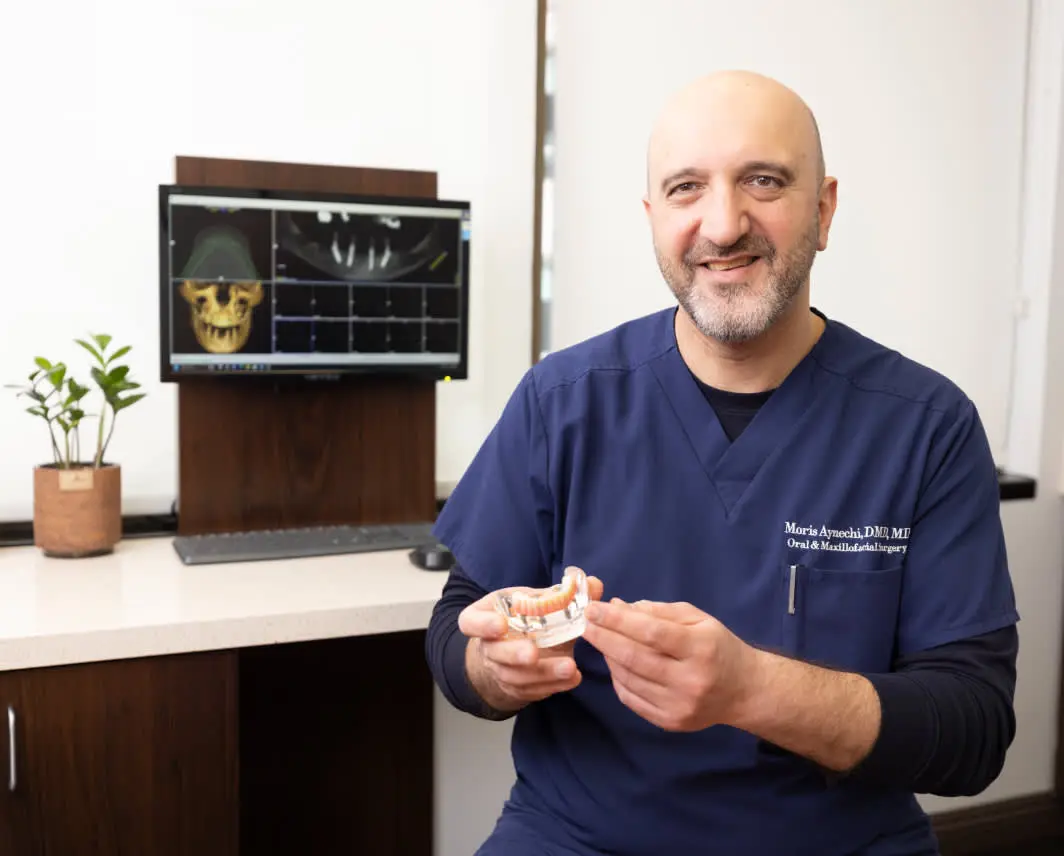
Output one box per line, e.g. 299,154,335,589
157,183,471,385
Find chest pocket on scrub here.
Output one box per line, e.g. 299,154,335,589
780,561,904,674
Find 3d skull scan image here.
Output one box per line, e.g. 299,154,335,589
276,209,456,283
178,225,265,354
180,280,264,353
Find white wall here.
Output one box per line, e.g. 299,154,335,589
0,0,536,521
550,0,1028,467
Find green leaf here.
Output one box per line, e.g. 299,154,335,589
34,357,52,371
66,380,90,403
106,345,131,363
113,393,147,412
74,339,104,364
92,333,112,351
47,366,66,389
107,366,130,383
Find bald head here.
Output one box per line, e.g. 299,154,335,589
642,70,838,347
646,70,825,196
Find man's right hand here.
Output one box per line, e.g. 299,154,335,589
458,577,604,714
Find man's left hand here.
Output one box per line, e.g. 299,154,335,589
581,598,760,732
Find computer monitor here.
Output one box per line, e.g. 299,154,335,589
158,184,470,382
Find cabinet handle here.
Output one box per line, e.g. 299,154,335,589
6,705,14,792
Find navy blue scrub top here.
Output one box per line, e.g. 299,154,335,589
433,307,1019,856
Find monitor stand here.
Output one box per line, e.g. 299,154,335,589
172,155,439,536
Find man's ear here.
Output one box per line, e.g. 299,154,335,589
817,177,839,252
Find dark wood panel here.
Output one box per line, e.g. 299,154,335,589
173,156,438,535
175,155,437,200
177,374,437,534
238,631,434,856
932,792,1064,855
0,651,238,856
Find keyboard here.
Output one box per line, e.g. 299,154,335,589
172,521,438,566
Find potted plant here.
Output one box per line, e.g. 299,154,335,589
6,333,146,558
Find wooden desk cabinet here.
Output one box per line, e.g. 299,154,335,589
0,650,236,855
0,632,432,856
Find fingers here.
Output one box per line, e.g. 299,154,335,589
488,649,579,690
587,575,605,603
457,584,542,640
494,672,582,703
584,600,692,660
607,654,669,706
480,636,539,668
609,671,673,731
479,635,575,669
628,599,705,625
603,654,670,702
457,593,509,639
582,614,676,684
477,638,581,702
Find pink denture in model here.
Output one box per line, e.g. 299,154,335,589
494,566,591,647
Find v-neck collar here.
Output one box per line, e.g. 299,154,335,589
648,306,836,518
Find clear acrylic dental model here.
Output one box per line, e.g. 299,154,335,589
495,566,591,647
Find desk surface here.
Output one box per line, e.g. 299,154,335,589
0,536,449,672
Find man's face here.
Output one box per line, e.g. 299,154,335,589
644,85,836,344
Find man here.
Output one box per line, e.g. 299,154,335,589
426,70,1019,856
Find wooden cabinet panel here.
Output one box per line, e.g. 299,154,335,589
0,651,238,856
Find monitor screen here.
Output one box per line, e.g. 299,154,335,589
158,184,470,382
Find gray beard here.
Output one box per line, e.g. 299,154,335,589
657,218,820,344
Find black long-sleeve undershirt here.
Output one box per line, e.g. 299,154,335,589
424,565,1017,798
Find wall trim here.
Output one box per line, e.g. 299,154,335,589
932,792,1063,855
530,0,548,366
1004,0,1064,479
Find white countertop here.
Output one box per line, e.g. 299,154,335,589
0,536,449,672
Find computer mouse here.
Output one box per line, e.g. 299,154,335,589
409,542,455,572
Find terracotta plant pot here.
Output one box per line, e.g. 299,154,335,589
33,463,122,558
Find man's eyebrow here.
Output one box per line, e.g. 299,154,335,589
659,168,704,192
658,160,797,192
744,160,796,183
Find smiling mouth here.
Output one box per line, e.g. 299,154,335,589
702,256,759,272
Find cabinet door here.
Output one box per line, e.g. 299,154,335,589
0,651,238,856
